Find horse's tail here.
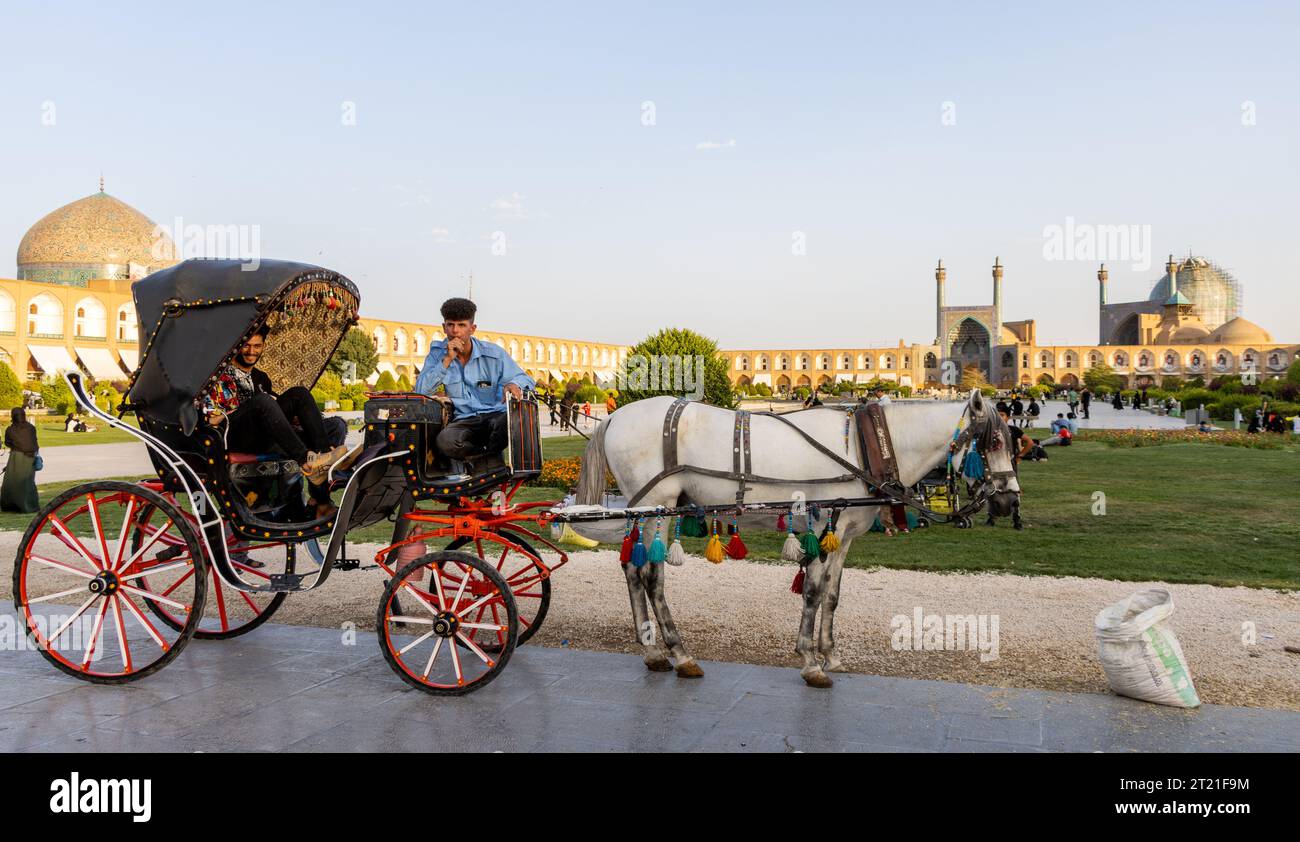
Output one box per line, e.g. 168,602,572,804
575,417,610,504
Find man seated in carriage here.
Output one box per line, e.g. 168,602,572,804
414,297,534,475
200,324,353,516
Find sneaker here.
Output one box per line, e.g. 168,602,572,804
302,445,349,482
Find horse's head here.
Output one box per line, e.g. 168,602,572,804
967,390,1021,516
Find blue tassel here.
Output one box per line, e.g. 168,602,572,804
648,535,666,563
963,450,985,480
631,539,648,568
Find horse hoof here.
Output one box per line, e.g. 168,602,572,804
801,668,833,689
644,656,673,672
675,659,705,678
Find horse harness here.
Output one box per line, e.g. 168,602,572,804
624,398,1006,521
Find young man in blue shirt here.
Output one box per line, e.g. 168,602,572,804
414,297,534,472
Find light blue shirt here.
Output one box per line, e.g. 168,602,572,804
415,337,534,418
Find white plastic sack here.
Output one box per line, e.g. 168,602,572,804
1094,588,1200,708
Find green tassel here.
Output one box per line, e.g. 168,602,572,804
649,535,666,562
801,531,822,561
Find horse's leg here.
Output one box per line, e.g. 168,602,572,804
796,552,833,688
818,541,851,673
640,560,703,678
623,561,670,671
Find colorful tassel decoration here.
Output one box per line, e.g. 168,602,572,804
724,516,748,560
801,529,822,562
680,514,706,538
667,516,686,566
782,531,803,561
820,512,840,553
704,518,725,563
618,517,634,562
963,449,985,480
791,568,805,594
776,513,786,533
630,517,648,567
648,515,667,563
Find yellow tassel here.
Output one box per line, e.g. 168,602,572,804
558,523,599,549
704,533,725,563
820,529,840,553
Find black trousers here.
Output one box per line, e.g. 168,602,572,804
437,411,508,460
226,386,332,463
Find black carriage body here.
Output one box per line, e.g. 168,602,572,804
123,259,363,542
128,258,360,435
362,392,543,504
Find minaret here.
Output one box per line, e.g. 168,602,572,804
991,257,1003,336
1165,254,1177,299
935,259,946,345
1097,263,1108,306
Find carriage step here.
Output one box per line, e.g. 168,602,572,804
332,558,376,572
268,572,307,591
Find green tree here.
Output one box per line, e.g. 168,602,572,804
0,365,23,412
960,365,993,395
329,328,379,381
40,376,74,414
395,373,413,392
374,370,398,392
1287,359,1300,385
617,327,736,409
1083,362,1123,393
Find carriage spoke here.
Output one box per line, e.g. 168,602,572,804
455,631,495,666
26,586,87,605
111,497,138,571
421,637,444,679
49,516,104,573
448,634,463,684
387,616,435,625
119,517,179,572
87,494,114,574
29,555,95,580
238,590,263,613
232,559,272,580
491,601,506,646
117,591,169,651
399,629,436,656
458,621,509,631
211,570,230,632
448,563,470,613
47,595,99,644
158,566,196,598
111,596,132,672
399,581,440,616
120,583,189,611
81,598,110,668
429,564,448,611
119,560,190,582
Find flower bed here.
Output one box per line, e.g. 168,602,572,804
532,456,617,490
1076,428,1294,450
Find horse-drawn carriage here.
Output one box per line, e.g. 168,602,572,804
12,257,1022,696
13,259,561,695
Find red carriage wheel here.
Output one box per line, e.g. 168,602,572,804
12,481,207,684
130,502,288,639
443,533,550,651
377,550,517,696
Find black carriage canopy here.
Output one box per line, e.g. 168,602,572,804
127,258,360,433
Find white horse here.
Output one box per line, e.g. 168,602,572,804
574,390,1019,688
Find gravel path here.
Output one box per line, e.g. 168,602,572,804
5,531,1294,710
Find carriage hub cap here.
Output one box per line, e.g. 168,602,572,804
432,611,460,638
88,571,120,595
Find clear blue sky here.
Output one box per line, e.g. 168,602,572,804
1,1,1296,348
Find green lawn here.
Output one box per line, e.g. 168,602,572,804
7,438,1297,589
18,417,142,447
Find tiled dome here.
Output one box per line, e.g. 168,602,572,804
16,189,176,284
1147,256,1240,330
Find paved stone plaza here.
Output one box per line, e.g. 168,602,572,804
1,606,1296,752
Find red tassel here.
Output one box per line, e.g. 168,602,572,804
725,533,748,560
791,568,805,594
776,514,786,532
619,533,635,563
